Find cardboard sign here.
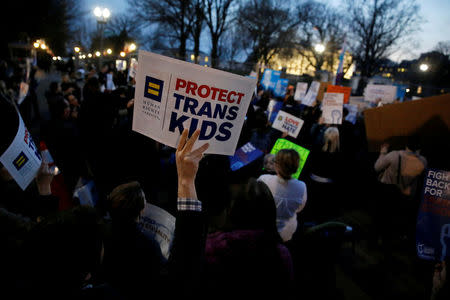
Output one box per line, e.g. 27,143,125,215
416,169,450,261
260,69,280,91
138,203,176,261
294,82,308,101
363,93,450,152
326,85,351,104
317,81,331,101
364,84,397,103
302,81,320,106
116,59,127,71
128,58,138,78
322,92,344,124
17,82,29,105
132,50,256,156
0,110,42,190
229,142,264,171
272,110,304,138
270,138,310,179
273,78,289,98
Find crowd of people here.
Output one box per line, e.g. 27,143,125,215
0,57,448,299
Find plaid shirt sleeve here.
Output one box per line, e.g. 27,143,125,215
177,198,202,212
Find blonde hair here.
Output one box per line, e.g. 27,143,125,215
322,127,340,153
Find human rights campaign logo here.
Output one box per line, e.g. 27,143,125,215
144,76,164,102
13,151,29,170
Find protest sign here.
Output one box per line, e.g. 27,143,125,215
106,73,116,91
0,109,42,190
132,50,257,156
229,142,264,171
326,85,351,104
273,78,289,98
294,82,308,101
249,71,258,79
272,110,304,138
322,92,344,124
139,204,176,261
416,169,450,261
317,81,330,101
364,93,450,152
17,82,29,105
302,81,320,106
270,139,310,179
128,57,138,79
116,59,127,71
260,69,280,91
364,84,397,103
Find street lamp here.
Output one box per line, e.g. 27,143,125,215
33,42,40,48
95,51,101,57
314,44,325,53
419,63,429,72
74,46,80,53
106,48,112,55
129,43,136,52
93,6,111,65
120,51,126,57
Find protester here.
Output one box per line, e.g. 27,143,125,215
258,149,307,242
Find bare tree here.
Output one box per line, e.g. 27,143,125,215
106,13,142,39
296,1,346,72
345,0,421,91
236,0,297,68
128,0,195,59
203,0,234,68
434,41,450,57
191,0,205,64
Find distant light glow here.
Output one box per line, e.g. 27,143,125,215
95,51,101,57
120,51,126,57
106,48,112,54
74,46,80,53
314,44,325,53
129,43,136,51
419,63,429,72
94,7,102,17
33,42,40,48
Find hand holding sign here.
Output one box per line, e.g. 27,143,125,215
176,129,209,199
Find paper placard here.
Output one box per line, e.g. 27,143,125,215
139,204,176,261
326,85,351,104
260,69,280,91
294,82,308,101
272,110,304,138
0,111,42,190
116,59,127,71
302,81,320,106
273,78,289,98
270,138,310,179
229,142,264,171
364,84,397,103
132,50,256,156
322,92,344,124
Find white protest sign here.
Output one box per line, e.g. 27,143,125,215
17,82,29,105
272,110,304,138
116,59,127,71
294,82,308,101
322,92,344,124
364,84,397,103
128,58,138,79
302,81,320,106
138,204,176,261
132,50,257,156
0,111,42,190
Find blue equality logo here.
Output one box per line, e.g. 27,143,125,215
144,76,164,102
13,151,28,170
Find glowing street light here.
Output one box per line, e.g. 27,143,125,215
40,44,47,50
129,43,136,52
106,48,112,55
95,51,101,57
74,46,80,53
33,42,40,48
314,44,325,53
419,63,429,72
88,53,92,58
120,51,126,57
52,56,57,61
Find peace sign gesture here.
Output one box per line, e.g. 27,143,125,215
176,129,209,199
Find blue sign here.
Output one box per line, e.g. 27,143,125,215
273,79,289,98
260,69,280,92
229,142,264,171
394,84,407,102
416,169,450,261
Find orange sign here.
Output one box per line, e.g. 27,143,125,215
326,85,352,104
